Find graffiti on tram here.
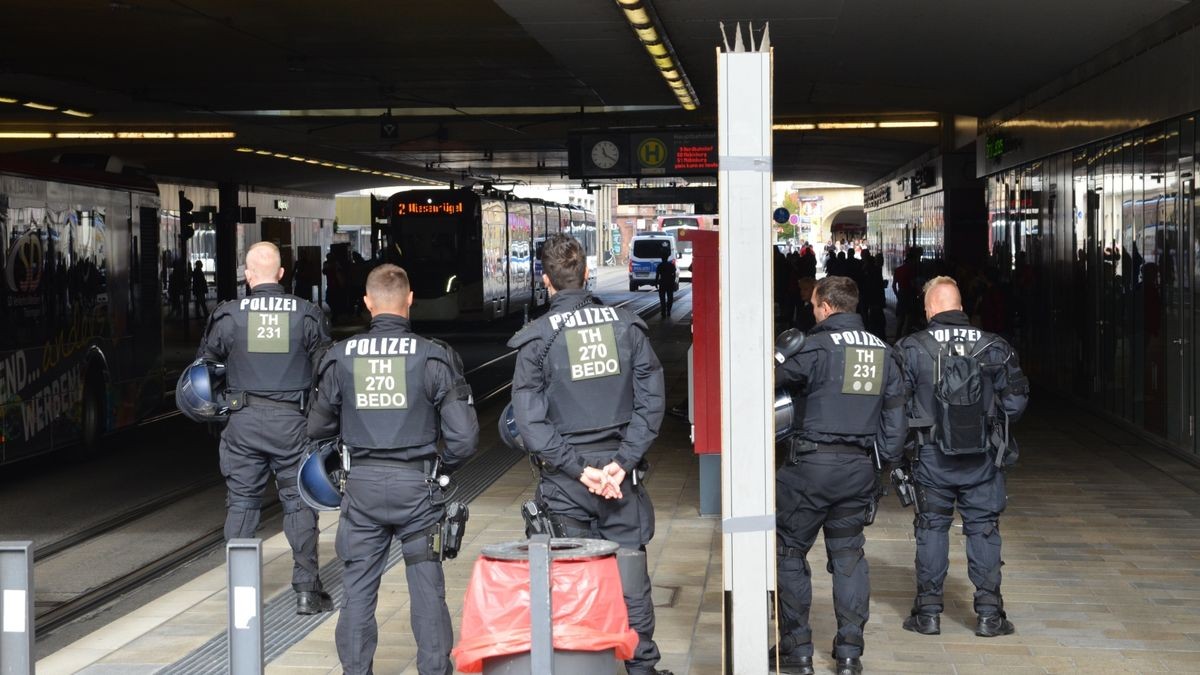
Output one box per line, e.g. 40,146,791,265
1,203,111,445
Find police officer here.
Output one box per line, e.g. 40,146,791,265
773,276,907,675
308,264,478,675
195,241,333,614
895,276,1028,638
508,233,671,675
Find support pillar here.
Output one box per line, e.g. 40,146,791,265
227,539,263,675
0,542,33,675
217,182,240,301
717,22,774,674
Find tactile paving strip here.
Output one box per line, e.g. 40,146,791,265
162,444,523,675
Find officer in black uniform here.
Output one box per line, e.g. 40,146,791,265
508,233,670,675
308,264,478,675
895,276,1028,638
195,241,333,614
773,275,907,675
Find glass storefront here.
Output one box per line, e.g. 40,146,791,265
866,190,945,278
986,115,1197,455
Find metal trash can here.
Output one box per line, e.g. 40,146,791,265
472,538,625,675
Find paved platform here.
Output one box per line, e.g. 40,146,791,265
38,292,1200,674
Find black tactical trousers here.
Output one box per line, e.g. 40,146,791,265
219,404,320,592
775,452,875,659
335,465,452,675
538,451,659,675
912,468,1007,615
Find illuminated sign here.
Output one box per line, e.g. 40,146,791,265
569,129,718,179
395,201,465,216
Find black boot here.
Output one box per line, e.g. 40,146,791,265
975,611,1015,637
296,590,334,615
767,646,814,675
835,656,863,675
902,611,941,635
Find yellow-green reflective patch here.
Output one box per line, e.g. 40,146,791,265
842,347,883,395
248,312,289,353
354,357,408,409
565,324,621,381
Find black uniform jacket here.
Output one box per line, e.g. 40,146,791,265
508,289,665,478
775,311,907,463
307,314,478,468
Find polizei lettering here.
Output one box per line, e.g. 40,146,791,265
930,327,982,343
239,297,298,312
345,337,419,356
549,305,619,331
829,330,888,347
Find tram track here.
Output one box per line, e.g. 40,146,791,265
34,288,675,639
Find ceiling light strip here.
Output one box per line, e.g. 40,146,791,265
772,120,940,131
232,146,444,186
614,0,698,111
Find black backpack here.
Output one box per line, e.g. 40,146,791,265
914,331,996,456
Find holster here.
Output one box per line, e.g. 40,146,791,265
440,501,469,560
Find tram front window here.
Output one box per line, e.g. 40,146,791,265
398,217,460,297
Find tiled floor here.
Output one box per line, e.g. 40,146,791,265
38,299,1200,673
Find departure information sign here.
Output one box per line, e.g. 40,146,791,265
395,201,464,216
568,129,718,179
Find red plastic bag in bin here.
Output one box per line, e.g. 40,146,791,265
452,554,639,672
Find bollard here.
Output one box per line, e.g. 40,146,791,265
226,539,263,675
0,542,33,675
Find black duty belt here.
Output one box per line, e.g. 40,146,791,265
353,456,432,473
244,394,302,411
789,440,869,465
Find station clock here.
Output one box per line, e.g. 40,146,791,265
590,140,621,169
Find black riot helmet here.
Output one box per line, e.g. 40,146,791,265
498,401,526,452
297,440,347,511
774,386,803,441
176,358,228,423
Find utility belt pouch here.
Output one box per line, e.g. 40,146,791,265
788,438,817,465
632,459,649,487
225,391,246,412
401,523,443,565
440,501,469,561
864,499,878,526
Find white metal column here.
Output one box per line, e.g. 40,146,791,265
718,22,774,675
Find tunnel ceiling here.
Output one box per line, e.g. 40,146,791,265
0,0,1193,192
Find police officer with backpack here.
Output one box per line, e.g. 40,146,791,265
895,276,1029,638
192,241,334,615
508,233,671,675
773,276,907,675
307,263,478,675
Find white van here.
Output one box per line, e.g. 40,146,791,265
628,232,677,292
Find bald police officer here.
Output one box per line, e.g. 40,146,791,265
896,276,1028,638
195,241,333,614
308,264,478,675
508,233,671,675
773,276,907,675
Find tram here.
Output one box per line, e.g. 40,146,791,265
0,159,164,463
378,188,596,321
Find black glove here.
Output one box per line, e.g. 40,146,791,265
774,328,806,364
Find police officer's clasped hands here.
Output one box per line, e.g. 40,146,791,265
582,462,626,499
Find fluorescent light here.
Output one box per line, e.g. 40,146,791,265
773,123,816,131
236,147,254,152
22,101,57,111
0,97,17,104
817,122,877,130
117,131,175,138
255,150,272,155
177,131,237,139
304,159,320,164
0,132,52,139
57,132,116,139
273,153,290,158
878,120,939,128
289,156,306,161
61,109,94,118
